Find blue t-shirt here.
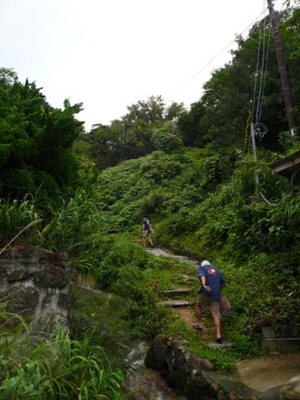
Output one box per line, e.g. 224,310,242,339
197,264,225,301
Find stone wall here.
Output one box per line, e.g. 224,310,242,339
0,245,70,334
261,325,300,353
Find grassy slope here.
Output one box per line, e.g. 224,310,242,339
84,146,300,369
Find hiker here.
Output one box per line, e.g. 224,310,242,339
193,259,230,344
141,217,153,247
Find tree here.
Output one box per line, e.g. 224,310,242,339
87,96,184,168
0,69,84,199
177,7,300,151
177,101,204,146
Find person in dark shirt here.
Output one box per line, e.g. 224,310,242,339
141,217,153,247
193,259,230,344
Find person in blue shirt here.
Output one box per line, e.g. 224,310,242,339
193,259,228,344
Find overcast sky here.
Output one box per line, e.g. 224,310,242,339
1,0,285,131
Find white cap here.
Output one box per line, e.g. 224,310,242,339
201,260,211,266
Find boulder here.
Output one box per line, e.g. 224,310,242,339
281,383,300,400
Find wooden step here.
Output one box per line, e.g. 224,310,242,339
162,288,193,297
159,300,193,308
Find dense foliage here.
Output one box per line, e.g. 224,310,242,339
0,322,124,400
0,68,83,202
83,95,184,169
1,3,300,397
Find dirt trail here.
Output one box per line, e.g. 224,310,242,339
173,307,215,342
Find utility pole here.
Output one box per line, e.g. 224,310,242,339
267,0,298,138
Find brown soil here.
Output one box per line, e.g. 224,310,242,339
173,306,215,342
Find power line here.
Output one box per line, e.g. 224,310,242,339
191,8,268,81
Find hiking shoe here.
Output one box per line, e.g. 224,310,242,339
192,322,204,331
214,337,223,344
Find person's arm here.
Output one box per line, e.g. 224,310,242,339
200,275,211,292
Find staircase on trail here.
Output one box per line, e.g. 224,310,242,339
149,248,199,324
147,247,231,347
159,287,193,308
160,283,232,347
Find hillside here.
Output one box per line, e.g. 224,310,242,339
1,5,300,398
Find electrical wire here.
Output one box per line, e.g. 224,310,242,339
191,8,268,80
250,0,272,143
255,17,272,130
251,19,263,122
255,17,267,123
259,191,278,206
249,1,279,207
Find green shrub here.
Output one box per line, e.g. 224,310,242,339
0,328,125,400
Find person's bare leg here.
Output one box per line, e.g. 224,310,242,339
211,313,221,341
194,303,204,330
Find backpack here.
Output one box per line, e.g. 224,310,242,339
143,218,152,232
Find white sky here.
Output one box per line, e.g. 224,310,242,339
1,0,285,131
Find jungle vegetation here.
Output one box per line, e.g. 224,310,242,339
0,5,300,399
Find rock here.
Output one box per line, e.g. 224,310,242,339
7,268,31,282
0,287,39,328
145,335,168,369
0,264,7,287
145,335,219,400
144,336,283,400
33,264,68,288
281,383,300,400
0,245,70,334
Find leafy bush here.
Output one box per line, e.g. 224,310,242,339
96,235,148,287
140,153,183,184
110,265,171,339
151,123,183,153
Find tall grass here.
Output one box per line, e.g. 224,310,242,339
0,189,113,278
0,320,125,400
0,196,40,247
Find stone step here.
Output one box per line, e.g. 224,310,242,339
181,274,198,282
208,341,233,349
159,300,193,308
162,288,193,297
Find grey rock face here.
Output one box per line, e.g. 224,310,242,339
0,245,70,334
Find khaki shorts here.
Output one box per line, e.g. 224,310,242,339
196,294,231,318
142,230,151,238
